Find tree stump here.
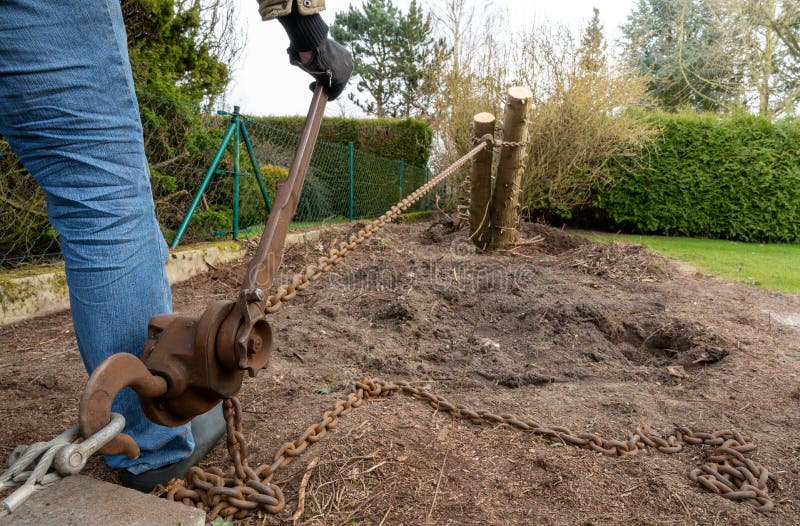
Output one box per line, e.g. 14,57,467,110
469,112,495,249
488,86,532,250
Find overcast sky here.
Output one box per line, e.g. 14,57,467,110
228,0,637,117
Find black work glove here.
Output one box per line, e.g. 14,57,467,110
289,38,353,101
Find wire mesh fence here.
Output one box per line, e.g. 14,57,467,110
0,92,430,268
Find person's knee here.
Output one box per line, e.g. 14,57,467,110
3,101,155,253
48,171,154,232
48,183,166,274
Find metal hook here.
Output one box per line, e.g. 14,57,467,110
79,353,168,459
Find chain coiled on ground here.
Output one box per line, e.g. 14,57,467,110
166,379,775,522
263,140,489,313
166,388,366,521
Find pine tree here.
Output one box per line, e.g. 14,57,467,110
331,0,445,118
578,8,606,74
622,0,741,111
397,0,449,117
122,0,232,104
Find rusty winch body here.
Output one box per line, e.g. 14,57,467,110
79,88,328,459
139,294,272,426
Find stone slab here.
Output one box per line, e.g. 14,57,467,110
0,270,70,327
285,229,321,246
0,475,205,526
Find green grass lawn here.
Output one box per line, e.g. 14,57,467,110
583,232,800,294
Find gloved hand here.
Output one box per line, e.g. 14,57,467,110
289,38,353,101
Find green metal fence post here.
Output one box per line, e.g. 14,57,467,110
398,159,405,202
170,115,238,249
240,118,272,212
348,142,355,220
232,106,241,240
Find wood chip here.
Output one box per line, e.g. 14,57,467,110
666,365,688,379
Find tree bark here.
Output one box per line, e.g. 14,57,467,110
488,86,532,250
469,112,495,249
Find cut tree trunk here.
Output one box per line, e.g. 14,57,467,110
469,112,495,249
488,86,532,250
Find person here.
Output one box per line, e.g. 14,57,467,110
0,0,351,491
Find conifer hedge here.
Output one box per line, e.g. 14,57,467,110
595,112,800,242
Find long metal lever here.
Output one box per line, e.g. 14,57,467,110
243,84,328,294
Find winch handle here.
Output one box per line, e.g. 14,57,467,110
241,85,328,296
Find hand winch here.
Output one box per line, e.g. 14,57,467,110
79,87,328,459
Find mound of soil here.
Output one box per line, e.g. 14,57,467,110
562,241,674,282
523,222,591,254
419,214,461,244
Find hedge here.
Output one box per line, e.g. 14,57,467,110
253,116,432,168
594,112,800,242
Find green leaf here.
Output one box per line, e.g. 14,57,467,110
209,518,234,526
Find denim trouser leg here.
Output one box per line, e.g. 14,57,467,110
0,1,193,473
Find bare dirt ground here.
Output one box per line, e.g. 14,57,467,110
1,220,799,525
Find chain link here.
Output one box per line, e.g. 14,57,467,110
167,379,776,522
166,389,366,521
470,135,528,149
263,140,488,314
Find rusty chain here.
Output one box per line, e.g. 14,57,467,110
166,388,366,521
263,140,488,314
372,380,776,513
470,135,528,149
166,379,776,522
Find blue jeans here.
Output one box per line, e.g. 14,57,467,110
0,1,194,473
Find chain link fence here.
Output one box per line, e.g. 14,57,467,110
0,92,430,268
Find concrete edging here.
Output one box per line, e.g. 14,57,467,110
0,475,205,526
0,229,322,326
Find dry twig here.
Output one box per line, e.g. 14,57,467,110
426,449,449,525
291,457,319,523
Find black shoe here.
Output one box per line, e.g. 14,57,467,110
119,403,226,492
